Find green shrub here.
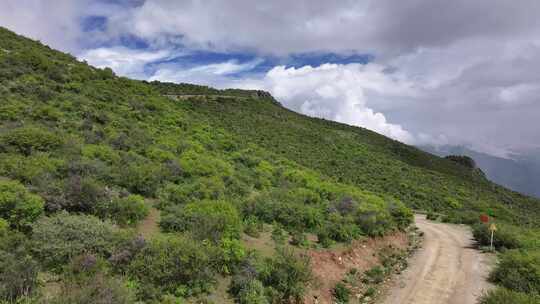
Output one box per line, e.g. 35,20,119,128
157,178,226,208
243,215,263,237
82,144,120,164
259,248,312,302
0,247,39,302
271,224,288,244
355,209,391,237
117,159,164,196
216,237,246,274
479,288,540,304
426,211,439,221
0,219,7,236
98,194,149,226
316,228,333,248
179,150,233,178
0,126,61,155
472,223,521,250
46,255,136,304
290,230,309,247
0,153,63,183
235,279,268,304
160,200,241,242
128,234,215,299
332,282,350,304
31,212,120,271
0,179,44,230
490,250,540,294
62,176,110,213
364,286,376,298
389,201,413,229
363,266,385,284
324,214,361,242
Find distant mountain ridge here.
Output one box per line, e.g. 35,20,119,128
421,145,540,198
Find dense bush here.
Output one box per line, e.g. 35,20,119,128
160,200,242,242
0,179,44,230
259,248,312,302
98,194,149,226
128,234,215,299
0,126,61,156
61,175,110,213
231,249,312,303
0,247,39,302
388,201,414,229
489,250,540,294
157,178,226,208
356,209,392,237
117,157,165,196
472,223,521,250
323,214,361,243
479,288,540,304
31,212,122,270
235,279,268,304
0,219,7,236
46,254,136,304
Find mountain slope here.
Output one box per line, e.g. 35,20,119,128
0,27,414,303
152,82,540,227
0,26,539,303
422,145,540,198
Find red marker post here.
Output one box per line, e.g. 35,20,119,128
480,214,489,223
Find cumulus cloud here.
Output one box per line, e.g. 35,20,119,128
149,58,264,84
239,64,416,143
0,0,87,52
106,0,540,56
80,47,172,79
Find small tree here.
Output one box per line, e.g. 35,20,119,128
31,212,120,271
128,234,215,299
260,248,312,302
0,248,39,301
0,179,44,230
160,200,241,242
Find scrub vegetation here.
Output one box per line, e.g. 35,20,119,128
0,26,538,303
0,27,411,303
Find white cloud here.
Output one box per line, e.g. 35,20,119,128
148,59,263,84
0,0,87,52
239,64,416,143
105,0,540,56
80,47,172,79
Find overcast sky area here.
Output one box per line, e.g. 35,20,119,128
1,0,540,158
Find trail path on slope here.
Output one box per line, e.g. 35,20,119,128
380,214,495,304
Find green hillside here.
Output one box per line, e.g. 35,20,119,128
0,26,538,303
153,82,540,227
152,70,540,303
0,27,413,303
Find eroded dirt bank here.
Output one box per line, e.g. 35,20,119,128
304,231,412,303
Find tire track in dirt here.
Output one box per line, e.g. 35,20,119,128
380,214,495,304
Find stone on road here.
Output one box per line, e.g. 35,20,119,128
380,214,495,304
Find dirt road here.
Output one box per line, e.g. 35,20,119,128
380,214,495,304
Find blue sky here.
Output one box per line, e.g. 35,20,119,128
1,0,540,158
80,12,374,80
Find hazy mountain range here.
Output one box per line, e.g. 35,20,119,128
421,145,540,198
